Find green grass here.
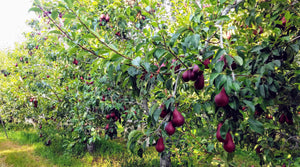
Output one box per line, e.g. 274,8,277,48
0,128,265,167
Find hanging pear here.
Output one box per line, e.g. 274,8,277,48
214,87,229,107
171,108,185,127
216,123,225,143
155,137,165,153
165,121,175,135
223,131,235,153
194,74,204,90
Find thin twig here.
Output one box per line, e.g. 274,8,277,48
69,9,133,60
172,71,182,97
38,6,104,58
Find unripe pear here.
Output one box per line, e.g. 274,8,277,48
165,121,175,135
214,87,229,107
223,131,235,153
216,123,225,143
155,137,165,153
171,108,185,127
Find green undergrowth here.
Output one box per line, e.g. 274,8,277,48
0,128,265,167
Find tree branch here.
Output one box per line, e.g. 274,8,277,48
69,9,133,60
38,6,104,59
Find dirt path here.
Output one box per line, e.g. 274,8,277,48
0,138,53,167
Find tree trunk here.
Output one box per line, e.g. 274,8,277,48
0,116,8,139
160,152,171,167
87,142,95,153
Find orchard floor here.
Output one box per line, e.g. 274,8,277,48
0,130,264,167
0,138,53,167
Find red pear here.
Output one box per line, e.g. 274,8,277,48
192,64,202,75
106,114,110,120
188,69,197,81
214,87,229,107
223,131,235,153
216,123,225,143
110,112,116,118
281,16,286,25
203,59,210,69
165,121,175,135
285,115,293,125
279,114,286,124
182,70,190,82
73,58,78,65
100,14,105,20
105,124,109,130
194,73,204,90
253,30,258,35
160,105,168,118
258,26,263,34
155,137,165,153
256,145,263,154
105,14,110,22
171,108,185,127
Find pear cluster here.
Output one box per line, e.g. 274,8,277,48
216,123,235,153
155,106,185,153
182,64,204,90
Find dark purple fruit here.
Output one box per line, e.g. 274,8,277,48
155,137,165,153
214,87,229,107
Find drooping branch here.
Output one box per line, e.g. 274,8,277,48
69,9,133,61
37,6,104,59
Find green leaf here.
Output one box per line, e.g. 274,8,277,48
48,30,62,35
232,56,243,66
215,61,225,73
51,11,59,20
153,108,161,122
218,16,230,21
64,0,74,8
28,7,42,13
132,57,141,67
127,67,140,77
248,118,264,135
243,100,255,113
193,103,201,114
210,73,220,85
166,79,172,91
251,46,263,53
154,49,167,60
63,14,76,19
169,27,187,47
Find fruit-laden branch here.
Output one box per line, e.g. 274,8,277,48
69,9,133,61
37,6,104,59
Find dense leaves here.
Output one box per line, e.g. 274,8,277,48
0,0,299,166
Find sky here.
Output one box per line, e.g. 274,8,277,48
0,0,36,51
